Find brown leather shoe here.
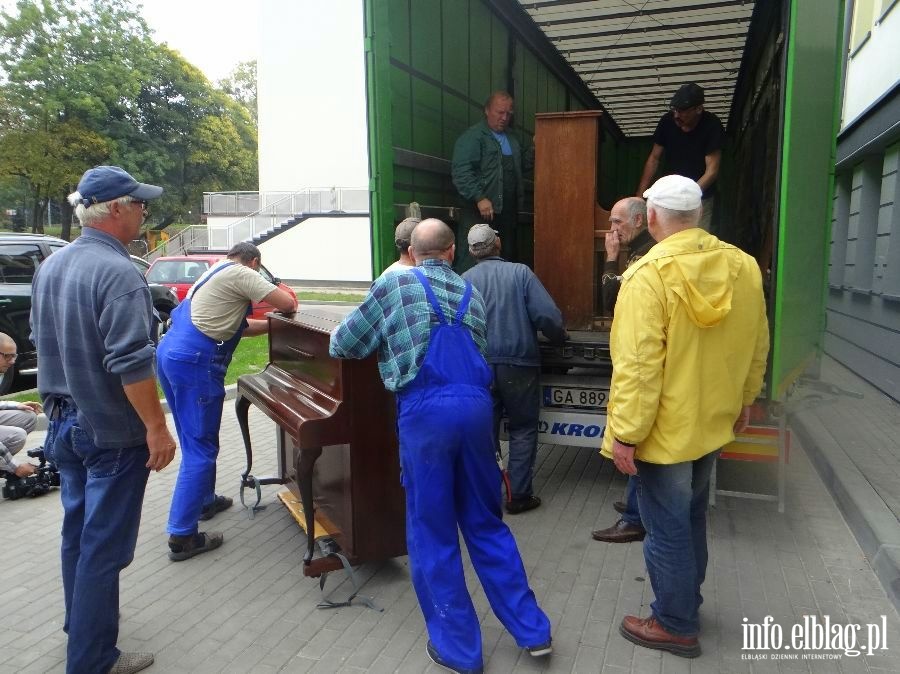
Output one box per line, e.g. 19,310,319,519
591,519,645,543
619,615,701,658
613,500,627,514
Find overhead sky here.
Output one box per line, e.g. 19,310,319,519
0,0,258,83
139,0,259,83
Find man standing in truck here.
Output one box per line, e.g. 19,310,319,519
452,91,531,271
462,224,567,516
592,196,653,544
330,218,552,673
603,175,768,658
636,83,723,231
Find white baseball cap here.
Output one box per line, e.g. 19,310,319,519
643,175,703,211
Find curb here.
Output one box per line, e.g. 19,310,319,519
32,384,240,432
791,405,900,615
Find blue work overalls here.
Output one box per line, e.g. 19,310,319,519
158,262,249,536
397,268,550,671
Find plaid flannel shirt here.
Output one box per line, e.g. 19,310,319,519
329,259,488,391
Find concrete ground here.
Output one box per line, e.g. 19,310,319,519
3,390,900,673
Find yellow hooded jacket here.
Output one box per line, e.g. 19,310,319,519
600,228,769,464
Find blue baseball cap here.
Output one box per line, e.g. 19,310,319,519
76,165,163,207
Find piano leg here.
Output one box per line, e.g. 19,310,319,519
235,391,288,518
236,394,254,486
296,445,323,566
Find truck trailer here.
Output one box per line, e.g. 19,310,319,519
256,0,844,448
358,0,844,447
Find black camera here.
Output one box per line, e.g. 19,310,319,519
1,447,61,500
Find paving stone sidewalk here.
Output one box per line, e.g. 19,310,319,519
1,403,898,673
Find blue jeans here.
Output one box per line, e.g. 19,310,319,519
46,402,150,674
635,450,719,637
491,364,540,499
621,474,642,526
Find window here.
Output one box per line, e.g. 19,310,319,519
850,0,876,54
0,244,43,284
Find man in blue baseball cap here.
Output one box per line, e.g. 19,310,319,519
31,165,175,674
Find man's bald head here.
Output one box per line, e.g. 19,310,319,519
0,332,16,375
411,218,456,262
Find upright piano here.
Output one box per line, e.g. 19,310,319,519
235,309,406,578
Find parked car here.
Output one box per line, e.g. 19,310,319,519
145,254,297,320
0,234,67,393
130,255,179,338
0,233,179,394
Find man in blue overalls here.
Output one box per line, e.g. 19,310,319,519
330,219,552,674
158,242,296,561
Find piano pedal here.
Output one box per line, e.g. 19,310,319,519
316,547,383,612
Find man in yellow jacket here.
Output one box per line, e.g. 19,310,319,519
601,175,769,658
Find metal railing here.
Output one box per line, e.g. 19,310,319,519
145,225,210,261
147,188,370,259
207,187,369,250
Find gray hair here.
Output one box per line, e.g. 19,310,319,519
67,191,136,228
394,217,421,254
652,204,702,225
624,197,647,225
470,238,500,260
227,241,262,264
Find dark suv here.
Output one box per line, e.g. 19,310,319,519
0,233,178,394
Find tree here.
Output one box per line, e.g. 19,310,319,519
219,60,258,125
0,119,110,235
0,0,259,238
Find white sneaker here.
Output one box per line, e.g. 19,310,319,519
109,651,154,674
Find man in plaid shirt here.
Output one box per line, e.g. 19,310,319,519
330,219,552,674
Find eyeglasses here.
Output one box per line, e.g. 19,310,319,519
131,199,149,221
0,352,18,361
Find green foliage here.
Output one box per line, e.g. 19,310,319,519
0,0,258,232
0,334,269,402
296,291,365,303
219,60,258,124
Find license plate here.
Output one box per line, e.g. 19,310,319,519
543,385,608,411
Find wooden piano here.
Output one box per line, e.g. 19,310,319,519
235,309,406,579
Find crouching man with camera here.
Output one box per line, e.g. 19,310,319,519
0,331,41,478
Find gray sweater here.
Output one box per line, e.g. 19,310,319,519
463,256,567,367
31,228,156,448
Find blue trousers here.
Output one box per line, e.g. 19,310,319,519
621,474,642,526
47,402,150,674
491,364,540,499
158,328,229,536
398,385,550,672
636,450,719,636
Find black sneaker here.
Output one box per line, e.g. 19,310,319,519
425,641,483,674
168,532,224,561
505,495,541,515
200,494,233,521
527,639,553,657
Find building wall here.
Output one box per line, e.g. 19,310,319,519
827,1,900,400
827,142,900,400
257,216,373,283
842,0,900,127
257,0,369,192
256,0,372,282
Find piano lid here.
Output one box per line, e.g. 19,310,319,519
269,306,354,336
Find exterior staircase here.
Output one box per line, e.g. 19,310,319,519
144,188,369,260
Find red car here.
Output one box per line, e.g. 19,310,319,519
145,254,296,320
